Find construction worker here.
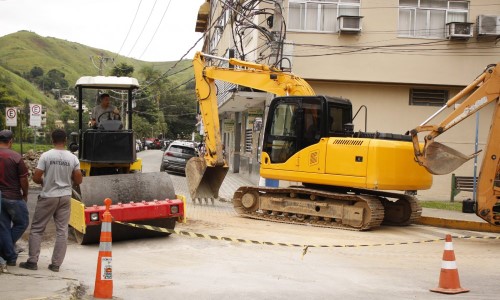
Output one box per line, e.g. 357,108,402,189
19,129,82,272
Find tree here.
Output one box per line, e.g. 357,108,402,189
23,98,30,126
132,114,153,139
0,77,19,128
111,63,134,77
46,69,68,89
30,66,44,78
60,106,77,123
160,89,197,139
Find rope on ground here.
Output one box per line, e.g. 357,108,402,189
114,220,500,256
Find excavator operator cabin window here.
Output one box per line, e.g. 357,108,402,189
270,103,297,137
301,100,322,148
266,102,299,163
329,106,345,134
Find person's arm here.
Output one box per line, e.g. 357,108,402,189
20,176,29,202
90,107,97,126
72,169,83,185
33,168,44,185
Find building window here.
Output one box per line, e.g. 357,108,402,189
288,0,360,33
245,129,253,153
409,88,448,106
398,0,469,39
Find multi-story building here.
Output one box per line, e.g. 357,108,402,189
195,0,500,200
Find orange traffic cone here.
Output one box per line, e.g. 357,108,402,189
430,234,469,294
94,198,113,299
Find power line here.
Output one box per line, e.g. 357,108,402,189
126,0,159,57
114,0,143,59
138,0,173,59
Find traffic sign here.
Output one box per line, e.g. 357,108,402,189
6,107,17,126
29,104,42,127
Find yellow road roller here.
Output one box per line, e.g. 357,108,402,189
69,76,185,244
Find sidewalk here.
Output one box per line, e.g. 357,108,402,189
218,172,500,233
419,207,500,233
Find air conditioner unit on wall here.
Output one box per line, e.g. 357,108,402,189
477,15,500,36
445,22,474,39
337,16,363,33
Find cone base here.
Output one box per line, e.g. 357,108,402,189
430,287,470,294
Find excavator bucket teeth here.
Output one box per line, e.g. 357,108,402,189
423,142,477,175
186,157,228,200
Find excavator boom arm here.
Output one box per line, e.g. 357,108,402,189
187,51,314,200
193,51,314,166
410,63,500,174
410,63,500,224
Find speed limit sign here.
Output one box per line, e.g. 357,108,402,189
5,107,17,126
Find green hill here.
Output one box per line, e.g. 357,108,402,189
0,65,54,108
0,30,196,139
0,30,193,87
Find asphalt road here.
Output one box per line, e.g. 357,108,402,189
2,149,500,300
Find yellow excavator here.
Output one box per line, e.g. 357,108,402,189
186,52,432,230
410,63,500,226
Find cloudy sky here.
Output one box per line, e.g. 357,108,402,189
0,0,205,62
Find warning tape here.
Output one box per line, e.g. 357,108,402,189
114,221,500,249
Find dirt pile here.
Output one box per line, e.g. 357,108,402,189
23,149,43,187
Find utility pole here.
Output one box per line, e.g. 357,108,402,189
91,52,114,76
90,53,115,107
269,0,284,68
259,0,284,188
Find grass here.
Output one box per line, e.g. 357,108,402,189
418,200,463,212
11,142,52,153
0,31,194,86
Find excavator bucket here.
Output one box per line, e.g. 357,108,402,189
186,157,229,200
423,142,478,175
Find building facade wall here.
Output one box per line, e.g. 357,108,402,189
200,0,500,199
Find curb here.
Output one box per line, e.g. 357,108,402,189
416,216,500,234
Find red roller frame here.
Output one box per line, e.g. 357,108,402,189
84,199,184,226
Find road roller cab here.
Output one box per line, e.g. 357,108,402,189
69,76,186,244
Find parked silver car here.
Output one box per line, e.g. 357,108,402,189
160,140,198,174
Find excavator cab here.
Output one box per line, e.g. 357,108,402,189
263,95,352,164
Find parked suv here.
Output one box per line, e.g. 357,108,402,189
160,140,198,174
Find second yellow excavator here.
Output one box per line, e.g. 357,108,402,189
187,52,432,230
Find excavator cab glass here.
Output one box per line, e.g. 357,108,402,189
264,96,325,163
264,96,353,164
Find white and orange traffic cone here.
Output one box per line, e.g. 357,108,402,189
94,198,113,299
430,234,469,294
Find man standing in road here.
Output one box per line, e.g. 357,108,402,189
90,93,120,128
19,129,82,272
0,129,29,269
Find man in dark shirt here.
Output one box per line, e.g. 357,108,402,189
0,130,29,267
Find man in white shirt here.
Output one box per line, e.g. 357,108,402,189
19,129,83,272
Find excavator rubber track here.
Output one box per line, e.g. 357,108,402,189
233,186,421,231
